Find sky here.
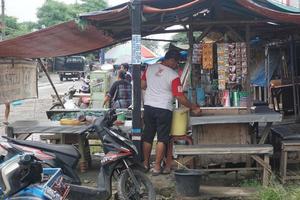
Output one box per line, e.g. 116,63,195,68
5,0,128,22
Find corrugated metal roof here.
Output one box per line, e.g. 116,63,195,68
0,0,299,59
0,21,115,58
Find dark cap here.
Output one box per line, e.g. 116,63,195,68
164,49,181,61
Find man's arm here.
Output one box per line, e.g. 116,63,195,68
176,95,201,115
172,77,201,114
103,95,110,107
141,69,147,90
141,80,147,90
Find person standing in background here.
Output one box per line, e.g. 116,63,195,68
103,70,132,109
120,63,132,82
3,101,10,125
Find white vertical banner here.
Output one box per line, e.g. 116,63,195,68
132,34,141,65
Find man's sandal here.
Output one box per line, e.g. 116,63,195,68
150,168,161,176
162,168,171,175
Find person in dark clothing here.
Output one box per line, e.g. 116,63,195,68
103,70,132,109
120,63,132,82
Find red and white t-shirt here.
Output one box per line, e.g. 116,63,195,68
141,63,183,111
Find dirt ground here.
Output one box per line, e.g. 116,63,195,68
78,155,258,200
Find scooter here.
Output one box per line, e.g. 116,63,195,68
0,136,81,185
68,109,156,199
2,109,156,199
0,153,70,200
50,82,78,110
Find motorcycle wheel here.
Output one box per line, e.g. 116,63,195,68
50,103,64,110
117,169,156,200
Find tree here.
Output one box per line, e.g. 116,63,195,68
36,0,107,28
78,0,107,13
3,16,37,39
36,0,76,28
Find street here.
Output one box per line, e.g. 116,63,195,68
0,73,82,133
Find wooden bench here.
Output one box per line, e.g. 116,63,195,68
280,140,300,183
174,144,273,186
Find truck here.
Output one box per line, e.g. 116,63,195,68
53,56,87,81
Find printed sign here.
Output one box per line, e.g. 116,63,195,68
0,59,37,104
131,34,141,64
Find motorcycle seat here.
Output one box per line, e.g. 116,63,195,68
5,137,80,159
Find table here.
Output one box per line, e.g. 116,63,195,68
5,120,90,171
5,120,132,172
190,112,282,144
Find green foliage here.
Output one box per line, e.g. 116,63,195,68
79,0,107,13
258,184,287,200
3,16,37,39
240,179,261,188
36,0,107,28
36,0,76,28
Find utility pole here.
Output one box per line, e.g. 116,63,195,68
1,0,5,41
131,0,142,160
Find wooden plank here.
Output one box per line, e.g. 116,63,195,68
174,144,273,155
194,123,251,166
282,140,300,145
283,146,300,151
191,167,260,172
259,122,273,144
190,113,282,125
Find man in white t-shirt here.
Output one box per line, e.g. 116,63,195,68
141,49,201,175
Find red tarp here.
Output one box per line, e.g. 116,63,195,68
0,21,115,58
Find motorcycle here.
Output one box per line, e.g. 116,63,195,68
0,153,70,200
66,109,156,199
1,136,82,185
2,109,156,199
50,82,78,110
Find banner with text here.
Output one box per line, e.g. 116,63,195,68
0,59,37,104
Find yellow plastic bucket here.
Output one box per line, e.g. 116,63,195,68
170,108,189,136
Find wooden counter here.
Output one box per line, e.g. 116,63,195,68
190,112,282,125
190,108,282,166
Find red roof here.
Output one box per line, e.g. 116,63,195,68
141,45,157,58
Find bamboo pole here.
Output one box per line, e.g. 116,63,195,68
37,58,65,109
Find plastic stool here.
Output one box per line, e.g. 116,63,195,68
165,135,193,169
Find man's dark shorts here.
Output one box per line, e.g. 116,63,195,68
142,105,172,144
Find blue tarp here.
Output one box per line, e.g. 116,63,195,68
251,49,281,87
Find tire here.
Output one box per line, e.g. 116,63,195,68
60,75,63,81
117,169,156,200
50,103,64,110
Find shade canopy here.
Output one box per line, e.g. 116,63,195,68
0,0,299,59
105,41,157,64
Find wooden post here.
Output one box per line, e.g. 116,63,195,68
289,35,299,120
131,0,142,160
263,155,270,186
188,25,196,103
264,46,268,102
245,25,251,112
37,58,65,108
280,150,287,184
